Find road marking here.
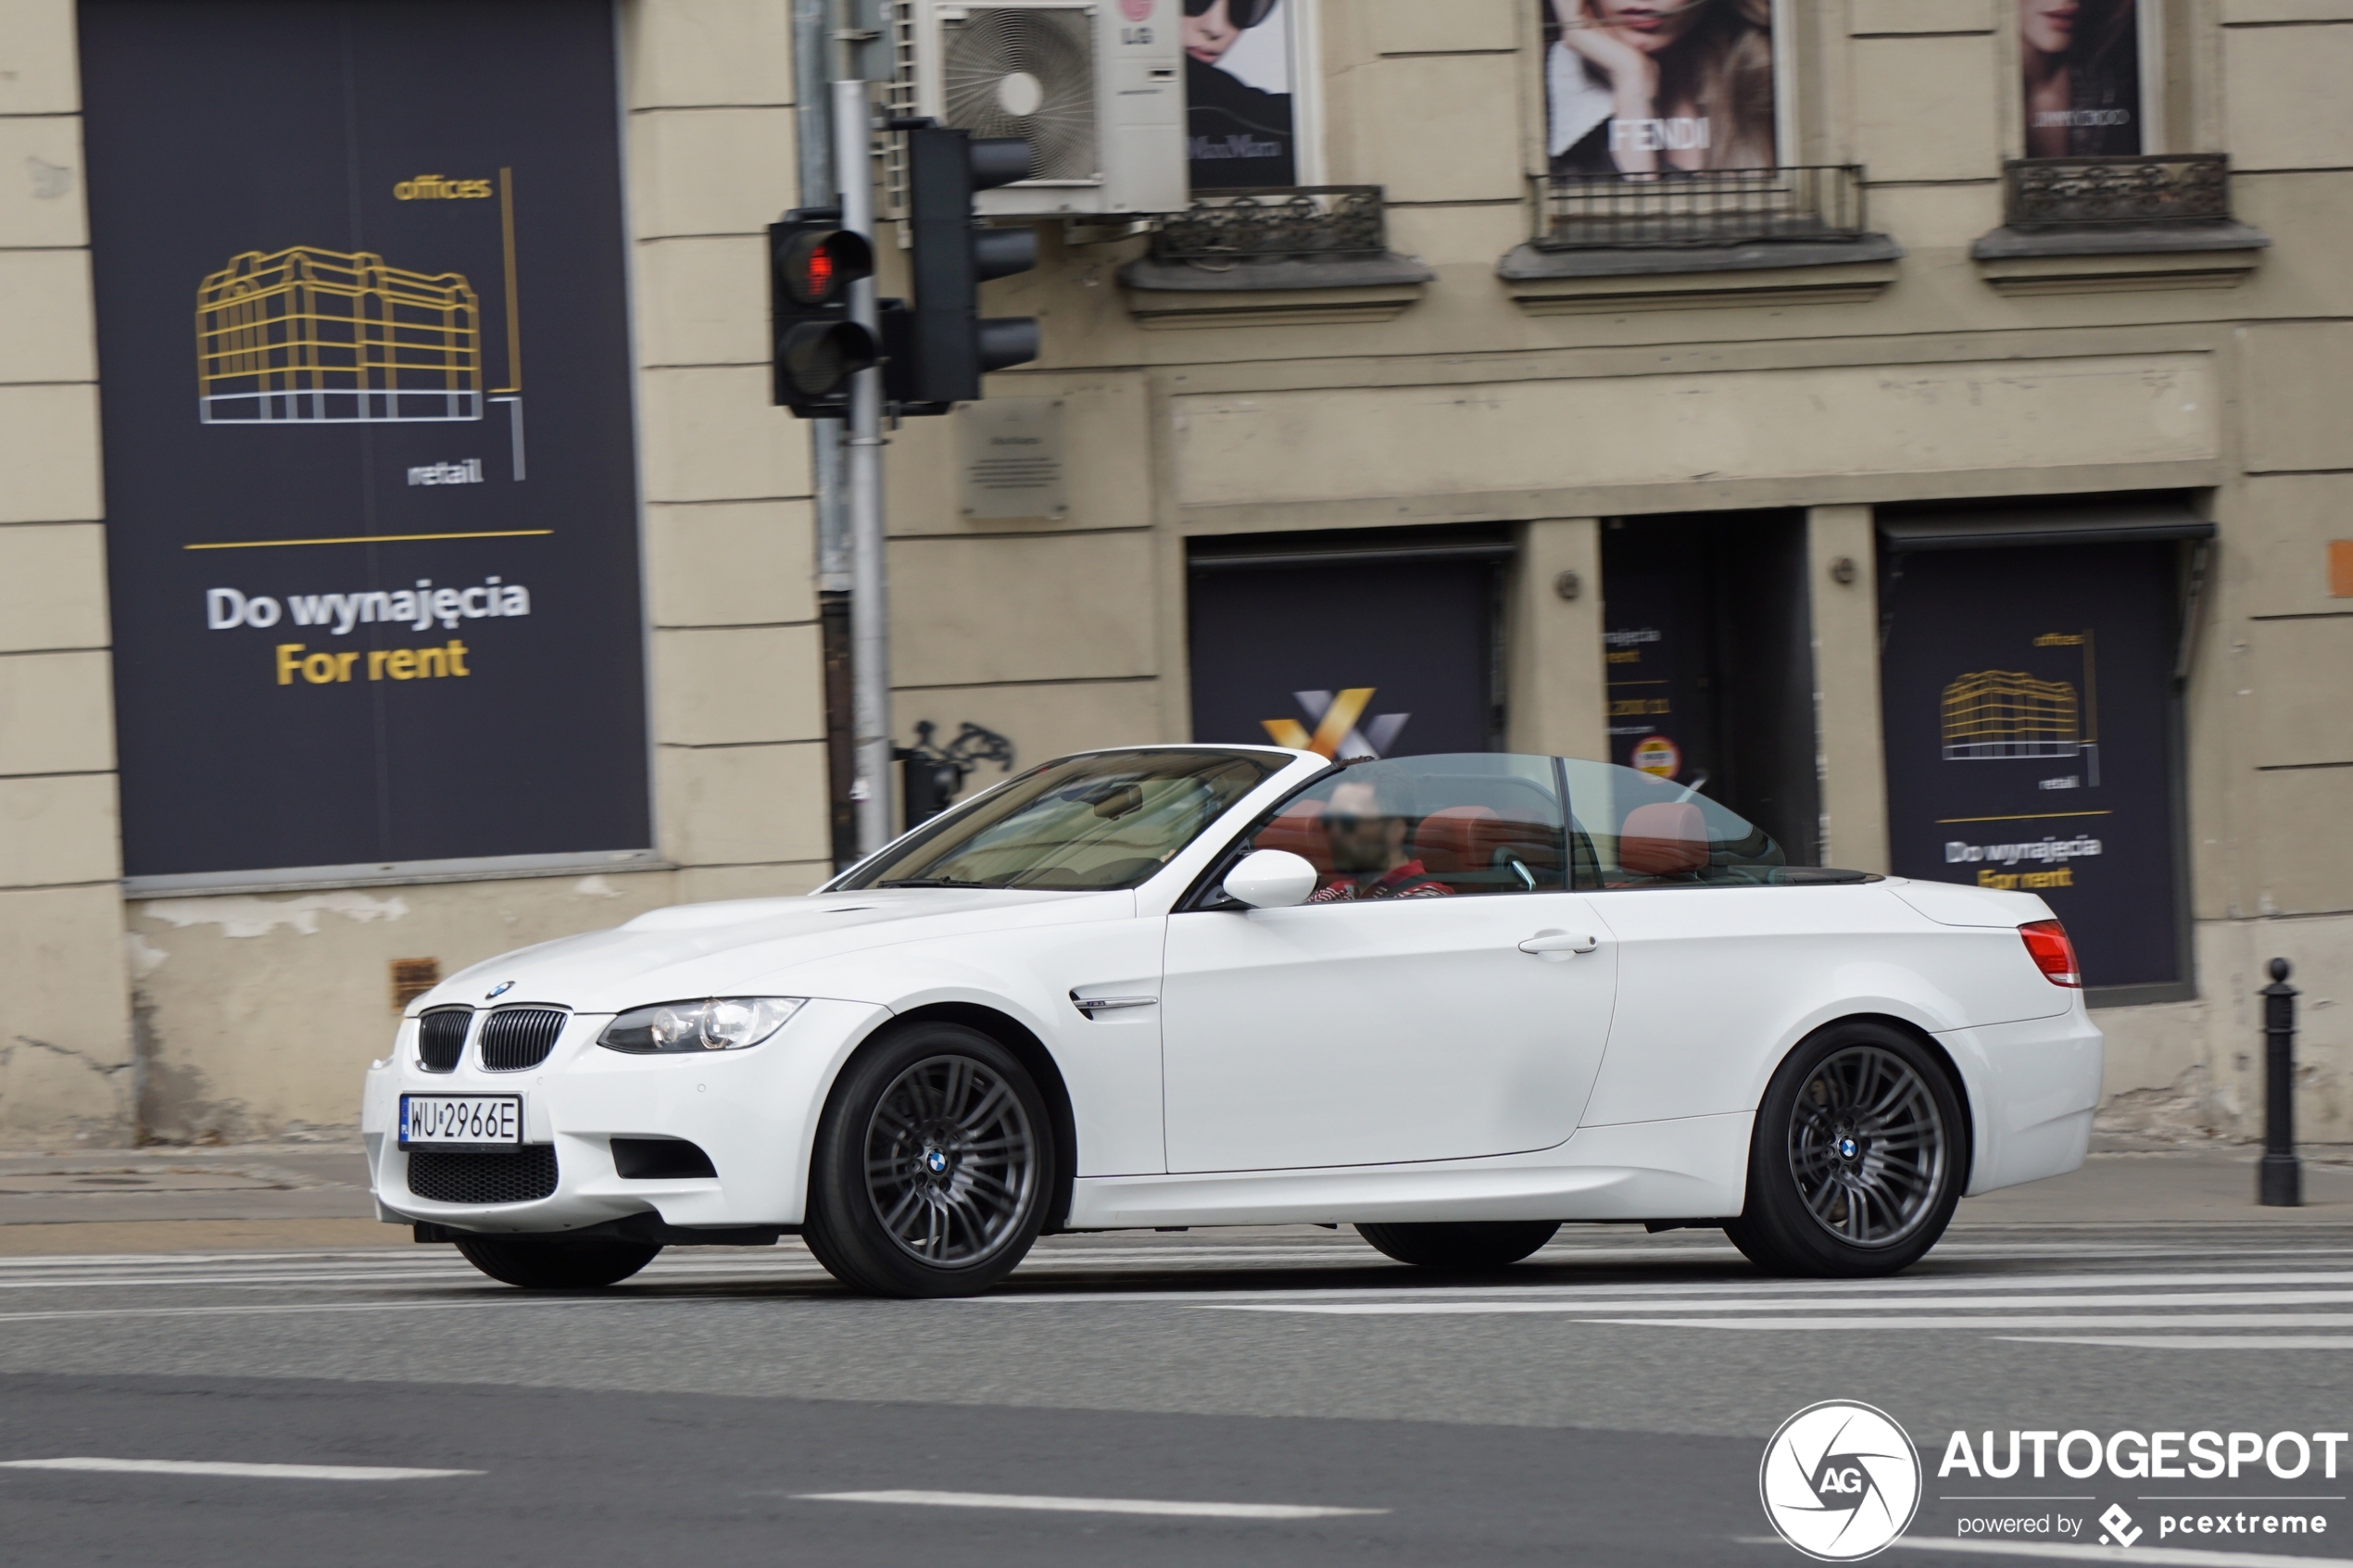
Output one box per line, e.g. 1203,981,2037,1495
797,1488,1384,1520
1589,1313,2353,1331
1886,1536,2353,1566
2002,1335,2353,1349
0,1458,480,1481
0,1296,733,1325
972,1272,2353,1308
1202,1288,2353,1316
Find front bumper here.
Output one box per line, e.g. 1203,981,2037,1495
361,997,890,1236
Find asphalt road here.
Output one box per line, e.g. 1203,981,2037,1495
4,1216,2352,1567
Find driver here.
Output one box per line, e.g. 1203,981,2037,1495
1307,774,1453,901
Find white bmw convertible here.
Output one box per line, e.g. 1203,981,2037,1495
361,746,2101,1297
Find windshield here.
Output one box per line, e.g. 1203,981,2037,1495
839,748,1286,892
1559,759,1786,886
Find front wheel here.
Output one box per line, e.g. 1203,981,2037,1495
1356,1221,1561,1270
1724,1022,1965,1278
802,1022,1053,1298
453,1235,661,1289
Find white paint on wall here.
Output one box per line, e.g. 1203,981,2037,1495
123,932,169,978
135,893,411,940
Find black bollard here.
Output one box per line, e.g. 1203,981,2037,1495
2259,958,2301,1208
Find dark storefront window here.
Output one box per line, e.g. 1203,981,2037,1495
1599,513,1819,865
1878,504,2209,1004
1185,531,1506,759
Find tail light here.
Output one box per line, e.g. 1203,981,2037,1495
2019,920,2081,987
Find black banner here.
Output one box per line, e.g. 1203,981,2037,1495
82,0,648,879
1187,558,1496,759
1881,541,2183,991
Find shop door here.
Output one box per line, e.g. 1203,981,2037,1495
1600,514,1819,863
1879,519,2196,1000
1187,535,1504,759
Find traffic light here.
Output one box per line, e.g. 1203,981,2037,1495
891,126,1039,410
769,207,876,417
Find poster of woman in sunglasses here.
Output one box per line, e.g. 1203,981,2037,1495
2020,0,2141,156
1183,0,1296,189
1543,0,1776,175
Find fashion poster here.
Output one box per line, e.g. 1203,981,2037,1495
1543,0,1777,175
2020,0,2142,156
1184,0,1297,188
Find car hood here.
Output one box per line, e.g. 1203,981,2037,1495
411,887,1134,1017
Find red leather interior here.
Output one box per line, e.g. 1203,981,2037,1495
1618,801,1708,876
1412,806,1503,875
1254,798,1331,872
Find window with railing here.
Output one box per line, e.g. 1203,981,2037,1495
1151,186,1387,264
1998,153,2233,229
1529,166,1869,252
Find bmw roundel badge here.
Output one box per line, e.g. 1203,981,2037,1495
485,981,516,1000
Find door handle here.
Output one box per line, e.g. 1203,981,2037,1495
1517,933,1598,955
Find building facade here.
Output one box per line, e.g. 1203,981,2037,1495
0,0,2346,1148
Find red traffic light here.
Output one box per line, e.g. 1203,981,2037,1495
777,228,873,307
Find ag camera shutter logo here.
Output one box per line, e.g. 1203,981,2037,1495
1761,1400,1923,1561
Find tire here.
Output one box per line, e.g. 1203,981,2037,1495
1723,1021,1966,1278
452,1235,661,1289
1356,1221,1561,1271
802,1021,1054,1298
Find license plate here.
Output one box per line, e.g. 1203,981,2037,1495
398,1095,522,1148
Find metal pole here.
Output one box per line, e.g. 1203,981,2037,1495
2259,957,2302,1207
793,0,849,596
835,78,892,855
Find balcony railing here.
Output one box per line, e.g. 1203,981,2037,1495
2001,154,2233,230
1530,166,1869,251
1152,186,1388,263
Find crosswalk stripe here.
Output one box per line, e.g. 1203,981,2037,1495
964,1272,2353,1309
796,1487,1384,1520
1589,1313,2353,1331
1202,1289,2353,1315
0,1457,479,1481
2001,1336,2353,1349
1882,1535,2353,1566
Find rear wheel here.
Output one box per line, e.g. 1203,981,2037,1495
1723,1022,1964,1278
452,1235,661,1289
802,1022,1053,1298
1356,1221,1561,1270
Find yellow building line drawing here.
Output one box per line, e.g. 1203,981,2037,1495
1940,670,2081,760
196,246,482,424
494,167,522,393
486,167,529,481
183,529,554,551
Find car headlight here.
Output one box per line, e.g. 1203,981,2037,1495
597,997,806,1054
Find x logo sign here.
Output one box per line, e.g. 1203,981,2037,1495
1260,688,1411,759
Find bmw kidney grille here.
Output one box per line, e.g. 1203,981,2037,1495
417,1008,472,1073
479,1008,568,1072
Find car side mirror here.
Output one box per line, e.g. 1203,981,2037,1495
1222,848,1318,909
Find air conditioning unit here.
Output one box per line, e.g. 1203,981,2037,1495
902,0,1186,219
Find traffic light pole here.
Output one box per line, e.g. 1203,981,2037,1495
834,79,893,857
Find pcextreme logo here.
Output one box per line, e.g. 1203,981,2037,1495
1760,1401,1923,1562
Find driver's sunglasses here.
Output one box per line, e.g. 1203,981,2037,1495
1325,812,1375,834
1184,0,1281,24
